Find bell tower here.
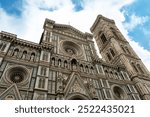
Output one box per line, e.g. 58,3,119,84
91,15,150,99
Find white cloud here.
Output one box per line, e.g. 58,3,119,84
0,0,150,71
124,14,149,31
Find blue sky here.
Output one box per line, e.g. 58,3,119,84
0,0,150,70
122,0,150,51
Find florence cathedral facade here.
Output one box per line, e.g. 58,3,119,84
0,15,150,100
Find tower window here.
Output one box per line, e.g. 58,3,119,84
106,53,111,61
101,34,107,44
110,48,115,57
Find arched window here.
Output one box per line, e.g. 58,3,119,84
13,48,19,56
91,67,94,74
110,48,115,57
30,52,35,61
85,66,89,73
80,64,83,72
51,57,55,66
22,51,27,59
64,60,68,68
58,59,61,67
71,59,77,69
106,53,111,61
110,71,113,78
137,64,144,74
104,70,109,77
101,34,107,44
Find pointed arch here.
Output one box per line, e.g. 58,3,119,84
100,33,107,44
106,53,111,61
110,48,115,57
13,48,19,56
85,65,89,73
22,50,27,59
51,57,55,66
64,60,68,68
71,58,77,70
58,59,61,67
30,52,35,61
80,64,83,72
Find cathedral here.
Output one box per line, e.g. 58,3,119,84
0,15,150,100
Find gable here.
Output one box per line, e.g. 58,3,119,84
64,72,91,99
54,25,85,38
0,84,22,100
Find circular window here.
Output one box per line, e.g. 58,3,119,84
61,41,82,57
112,85,127,100
10,72,24,83
65,48,76,55
5,65,29,84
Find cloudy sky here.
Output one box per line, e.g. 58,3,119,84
0,0,150,71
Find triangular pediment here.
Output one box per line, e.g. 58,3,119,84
64,72,91,99
54,24,85,38
0,84,22,100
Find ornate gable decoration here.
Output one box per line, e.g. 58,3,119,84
64,72,91,99
0,84,22,100
54,24,86,38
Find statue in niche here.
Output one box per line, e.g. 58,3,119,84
71,58,77,70
30,53,35,61
13,48,19,57
51,58,55,66
22,51,27,59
